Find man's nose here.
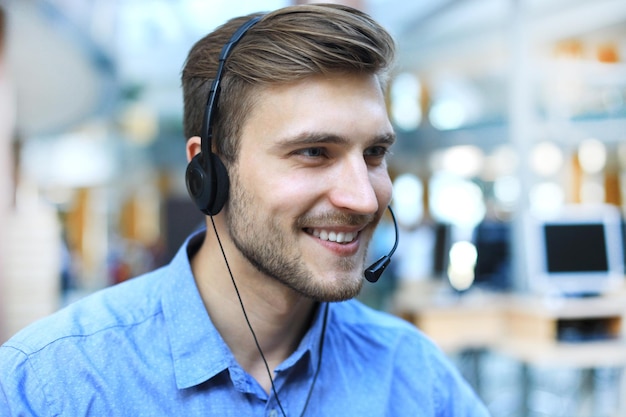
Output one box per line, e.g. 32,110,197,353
327,157,379,214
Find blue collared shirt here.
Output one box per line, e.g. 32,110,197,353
0,230,489,416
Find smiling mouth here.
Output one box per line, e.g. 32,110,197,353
305,228,358,244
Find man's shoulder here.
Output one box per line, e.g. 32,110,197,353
1,267,167,357
0,265,187,416
330,299,432,348
332,299,416,330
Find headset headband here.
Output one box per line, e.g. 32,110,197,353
200,15,264,157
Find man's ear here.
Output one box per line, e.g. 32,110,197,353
186,136,202,162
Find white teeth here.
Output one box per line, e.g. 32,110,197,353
309,228,357,243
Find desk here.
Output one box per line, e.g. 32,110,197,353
396,293,506,353
393,281,626,360
392,281,626,417
499,294,626,417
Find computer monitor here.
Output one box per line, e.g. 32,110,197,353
473,220,512,291
525,204,625,297
432,222,452,279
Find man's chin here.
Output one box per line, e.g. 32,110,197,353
302,272,364,303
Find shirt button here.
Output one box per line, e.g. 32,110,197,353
269,410,279,417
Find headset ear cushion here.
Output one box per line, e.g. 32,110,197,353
186,153,212,215
185,152,230,216
208,152,230,215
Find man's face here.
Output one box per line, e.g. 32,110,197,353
226,73,395,302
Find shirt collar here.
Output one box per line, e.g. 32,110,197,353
162,228,234,389
162,227,330,390
276,301,329,377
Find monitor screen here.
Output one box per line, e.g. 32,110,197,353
544,224,608,273
526,204,624,297
473,220,512,291
432,222,452,278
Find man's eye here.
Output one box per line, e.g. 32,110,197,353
298,147,325,158
365,146,389,158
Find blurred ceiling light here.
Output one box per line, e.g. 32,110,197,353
493,175,521,207
487,145,519,178
429,99,466,131
447,240,477,291
390,72,422,131
529,181,564,214
578,138,607,174
392,173,424,227
530,141,563,177
580,179,605,204
440,145,484,178
428,75,483,131
429,173,486,228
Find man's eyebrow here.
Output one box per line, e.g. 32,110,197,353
272,131,396,149
375,132,397,146
273,132,348,149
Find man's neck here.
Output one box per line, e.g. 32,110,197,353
190,226,317,392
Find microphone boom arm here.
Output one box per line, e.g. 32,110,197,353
364,206,399,283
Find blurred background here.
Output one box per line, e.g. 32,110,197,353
1,0,626,416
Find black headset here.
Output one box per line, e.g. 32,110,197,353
185,16,264,216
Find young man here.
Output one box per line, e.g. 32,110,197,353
0,4,489,416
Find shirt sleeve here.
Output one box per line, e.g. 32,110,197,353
431,348,491,417
0,345,52,417
387,322,491,417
